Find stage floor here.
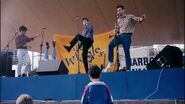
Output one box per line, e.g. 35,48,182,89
0,68,185,101
1,99,185,104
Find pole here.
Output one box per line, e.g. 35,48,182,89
40,28,46,61
76,16,80,74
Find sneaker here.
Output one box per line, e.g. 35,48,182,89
64,45,71,52
118,66,126,71
102,62,114,72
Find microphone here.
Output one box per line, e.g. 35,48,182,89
76,16,80,34
116,13,120,18
77,16,79,19
76,16,79,21
117,12,123,18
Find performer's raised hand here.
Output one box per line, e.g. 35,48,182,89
33,34,40,39
139,14,146,22
109,31,116,38
142,14,146,19
109,34,115,38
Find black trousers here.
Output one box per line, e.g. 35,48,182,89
69,34,93,73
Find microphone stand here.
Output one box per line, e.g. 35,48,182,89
76,16,80,74
2,32,17,76
115,15,120,71
40,28,46,61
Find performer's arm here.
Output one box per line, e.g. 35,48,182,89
131,14,146,23
85,23,93,38
109,29,116,38
109,20,120,38
26,34,39,42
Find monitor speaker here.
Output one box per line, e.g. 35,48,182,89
36,60,68,75
147,45,183,69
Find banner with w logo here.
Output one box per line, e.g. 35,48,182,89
54,30,117,74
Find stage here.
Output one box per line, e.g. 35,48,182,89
1,99,185,104
0,68,184,101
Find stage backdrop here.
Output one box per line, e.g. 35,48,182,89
54,30,118,74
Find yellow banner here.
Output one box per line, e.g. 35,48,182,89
54,30,117,74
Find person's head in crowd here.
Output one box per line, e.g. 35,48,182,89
88,65,101,82
16,94,33,104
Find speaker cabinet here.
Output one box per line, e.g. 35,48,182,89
147,45,183,69
37,60,68,75
0,51,14,77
